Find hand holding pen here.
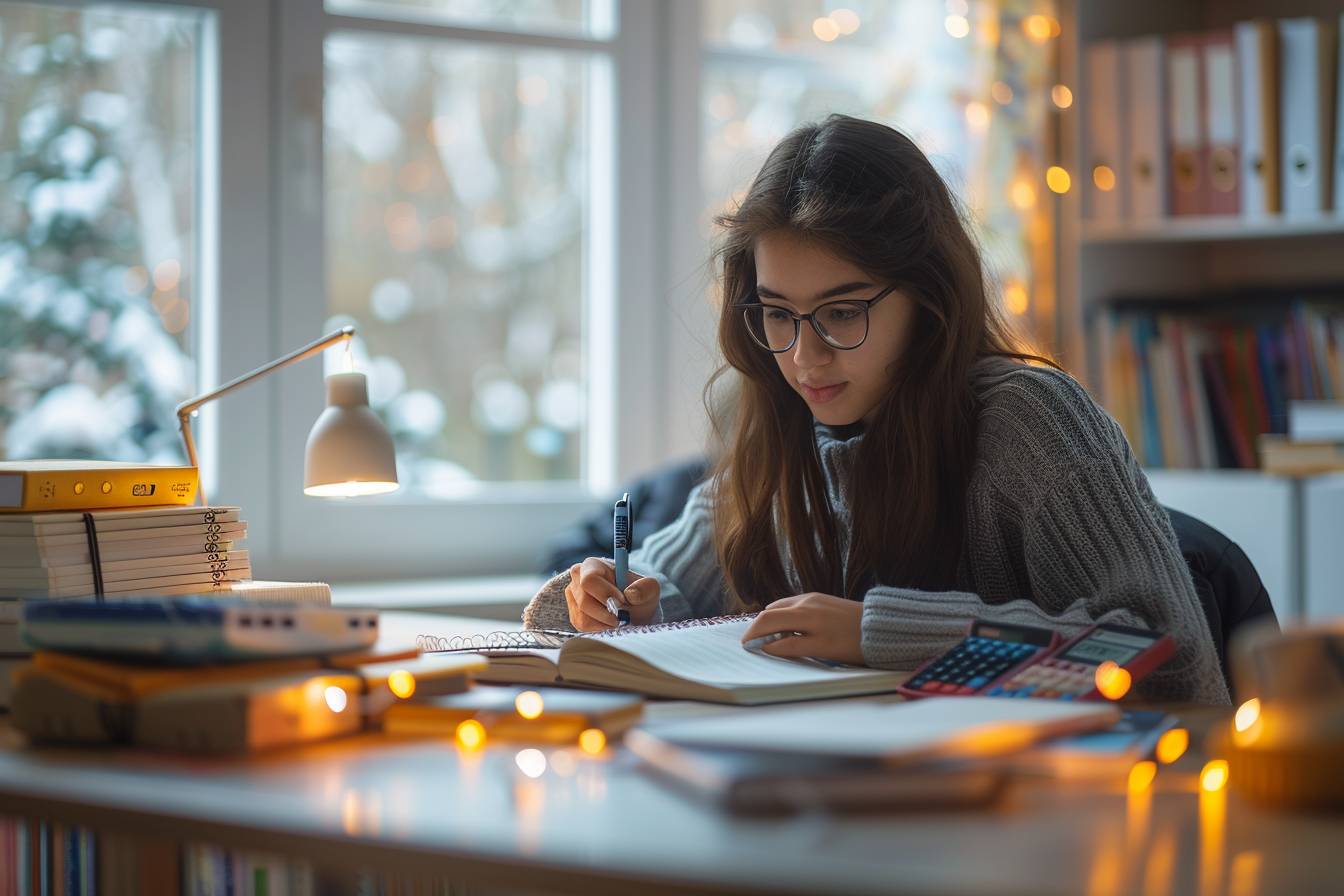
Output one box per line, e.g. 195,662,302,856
562,495,662,631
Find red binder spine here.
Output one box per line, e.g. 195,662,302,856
1202,29,1241,215
1167,33,1207,216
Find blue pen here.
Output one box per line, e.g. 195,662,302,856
606,492,631,627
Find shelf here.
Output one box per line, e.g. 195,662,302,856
1081,213,1344,245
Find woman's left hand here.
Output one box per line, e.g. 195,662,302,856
740,592,865,666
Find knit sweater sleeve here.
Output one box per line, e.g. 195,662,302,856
521,482,730,631
859,365,1230,705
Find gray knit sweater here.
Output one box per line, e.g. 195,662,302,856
523,358,1231,704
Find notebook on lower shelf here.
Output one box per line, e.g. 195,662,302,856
419,615,911,705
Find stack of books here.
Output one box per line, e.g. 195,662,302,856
0,504,251,600
0,461,331,708
10,623,485,753
1259,400,1344,474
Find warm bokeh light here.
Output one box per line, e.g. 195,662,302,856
964,101,991,132
1046,166,1071,194
515,690,545,720
1234,698,1261,732
990,81,1013,105
549,749,577,777
578,727,607,755
152,259,181,291
1095,661,1132,700
124,265,149,294
812,16,839,41
831,9,860,35
455,719,486,751
944,15,970,39
1155,728,1188,764
387,670,416,699
159,296,189,334
1128,760,1157,793
516,75,549,106
1051,84,1073,109
1023,15,1054,42
1093,165,1117,192
384,201,422,252
1004,283,1029,315
515,747,547,778
1200,759,1229,792
324,685,348,713
1010,178,1037,210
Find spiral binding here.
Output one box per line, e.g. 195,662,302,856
417,613,758,653
417,629,576,652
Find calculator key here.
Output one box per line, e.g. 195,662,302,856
920,681,942,693
937,683,959,693
986,687,1004,696
966,676,989,689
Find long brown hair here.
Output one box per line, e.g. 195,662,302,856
707,114,1053,608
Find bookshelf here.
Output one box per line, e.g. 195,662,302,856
1081,213,1344,244
1059,0,1344,620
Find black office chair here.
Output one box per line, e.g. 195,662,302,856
1163,507,1278,699
540,459,1277,699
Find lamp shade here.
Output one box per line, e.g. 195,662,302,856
303,372,399,497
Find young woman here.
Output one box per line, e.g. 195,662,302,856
523,114,1229,704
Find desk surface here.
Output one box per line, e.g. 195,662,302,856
1,612,1341,896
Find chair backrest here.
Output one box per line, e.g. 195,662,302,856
1164,506,1279,699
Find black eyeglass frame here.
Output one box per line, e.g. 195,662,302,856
738,284,899,353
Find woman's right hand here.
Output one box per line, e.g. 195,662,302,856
564,556,661,631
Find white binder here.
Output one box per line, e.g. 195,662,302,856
1236,19,1280,216
1335,14,1344,214
1279,17,1338,215
1085,41,1126,221
1124,36,1167,219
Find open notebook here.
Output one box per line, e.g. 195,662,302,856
417,615,910,705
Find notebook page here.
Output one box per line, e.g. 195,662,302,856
583,618,889,687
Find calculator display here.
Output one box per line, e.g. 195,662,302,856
1059,628,1155,666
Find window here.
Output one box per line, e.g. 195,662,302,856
323,32,599,493
268,0,640,577
0,1,1058,578
0,2,206,462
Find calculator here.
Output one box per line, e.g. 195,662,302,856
897,621,1060,699
986,623,1174,701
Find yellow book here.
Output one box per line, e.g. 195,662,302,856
0,461,198,512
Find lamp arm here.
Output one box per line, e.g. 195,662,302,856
176,326,356,504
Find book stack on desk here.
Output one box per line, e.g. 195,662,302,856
0,461,339,708
0,504,253,600
9,640,485,753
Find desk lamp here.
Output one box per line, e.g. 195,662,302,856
176,326,399,505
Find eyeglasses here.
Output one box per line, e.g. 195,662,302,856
739,285,898,353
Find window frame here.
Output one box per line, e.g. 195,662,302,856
264,0,681,578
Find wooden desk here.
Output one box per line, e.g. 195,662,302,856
2,612,1341,895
